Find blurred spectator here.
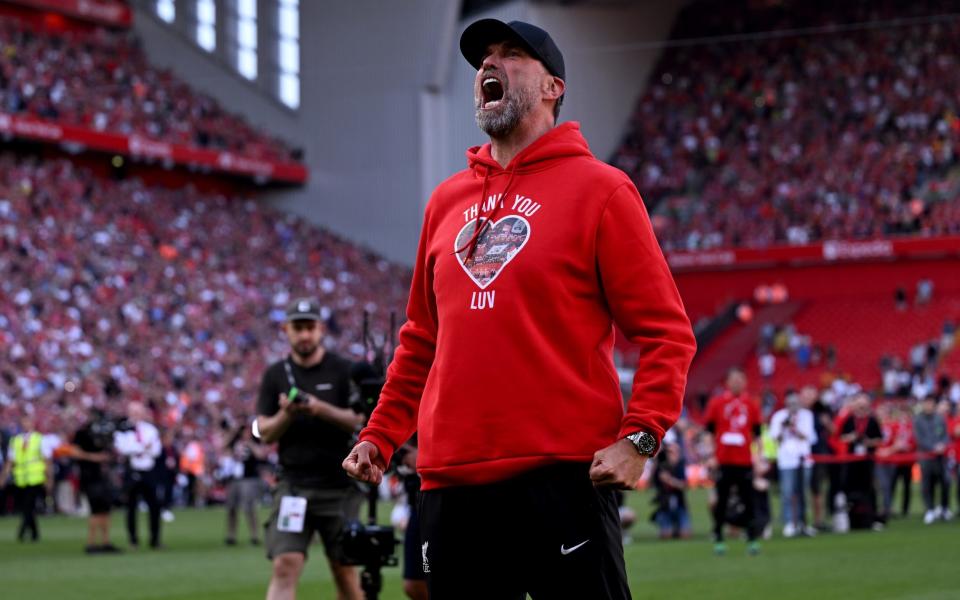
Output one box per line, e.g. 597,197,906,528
914,396,950,524
838,393,883,530
875,403,914,523
757,348,775,380
72,410,120,553
915,279,934,306
769,392,817,537
909,343,928,374
894,288,908,311
180,437,206,508
114,401,163,548
156,428,179,522
704,368,763,555
941,320,956,353
652,443,691,540
801,386,833,530
0,412,52,542
948,405,960,513
220,419,266,546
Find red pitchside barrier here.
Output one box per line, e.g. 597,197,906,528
810,451,940,466
0,0,131,27
0,112,308,185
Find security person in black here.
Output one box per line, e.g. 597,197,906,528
256,298,365,600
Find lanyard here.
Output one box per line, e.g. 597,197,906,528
283,358,299,390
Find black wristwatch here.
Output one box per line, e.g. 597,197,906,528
624,431,658,456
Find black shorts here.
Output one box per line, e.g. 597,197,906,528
82,481,113,515
403,495,426,581
419,462,630,600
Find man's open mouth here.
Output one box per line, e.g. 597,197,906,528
481,75,505,109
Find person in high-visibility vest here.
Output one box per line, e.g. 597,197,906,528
179,439,206,508
0,413,53,542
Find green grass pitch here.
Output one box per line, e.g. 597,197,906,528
0,488,957,599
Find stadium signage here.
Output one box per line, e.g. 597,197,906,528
217,153,274,177
4,0,131,27
666,250,737,269
0,112,308,184
666,236,960,273
0,115,63,140
822,240,894,261
129,136,174,160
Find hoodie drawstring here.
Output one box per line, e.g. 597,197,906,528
454,166,518,262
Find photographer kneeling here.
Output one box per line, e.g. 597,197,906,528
256,299,365,600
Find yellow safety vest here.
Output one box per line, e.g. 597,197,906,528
761,425,778,461
10,432,46,487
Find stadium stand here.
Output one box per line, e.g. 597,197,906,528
0,15,300,163
0,153,410,437
613,0,960,251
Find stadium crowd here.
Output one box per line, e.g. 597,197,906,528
0,18,300,162
614,0,960,251
0,153,409,518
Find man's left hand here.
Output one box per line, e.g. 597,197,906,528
589,438,647,489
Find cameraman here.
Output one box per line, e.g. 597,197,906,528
73,410,121,553
256,298,365,600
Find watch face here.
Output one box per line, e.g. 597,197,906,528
631,432,656,455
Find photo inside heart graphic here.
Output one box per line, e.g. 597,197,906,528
454,215,531,289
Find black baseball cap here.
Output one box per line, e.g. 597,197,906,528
285,297,322,322
460,19,565,81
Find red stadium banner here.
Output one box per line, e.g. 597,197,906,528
666,236,960,272
0,112,308,184
0,0,131,27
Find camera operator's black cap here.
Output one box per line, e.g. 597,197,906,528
286,298,322,322
460,19,565,81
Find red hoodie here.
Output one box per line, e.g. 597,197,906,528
360,122,696,490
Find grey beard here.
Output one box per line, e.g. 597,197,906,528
475,85,537,138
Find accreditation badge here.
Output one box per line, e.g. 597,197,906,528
277,496,308,533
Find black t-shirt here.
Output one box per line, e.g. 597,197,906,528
257,352,355,488
73,425,104,486
810,401,833,455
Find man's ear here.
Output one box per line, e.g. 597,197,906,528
543,75,565,101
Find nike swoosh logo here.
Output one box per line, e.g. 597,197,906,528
560,539,589,555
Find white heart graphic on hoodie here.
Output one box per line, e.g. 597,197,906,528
454,215,531,289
